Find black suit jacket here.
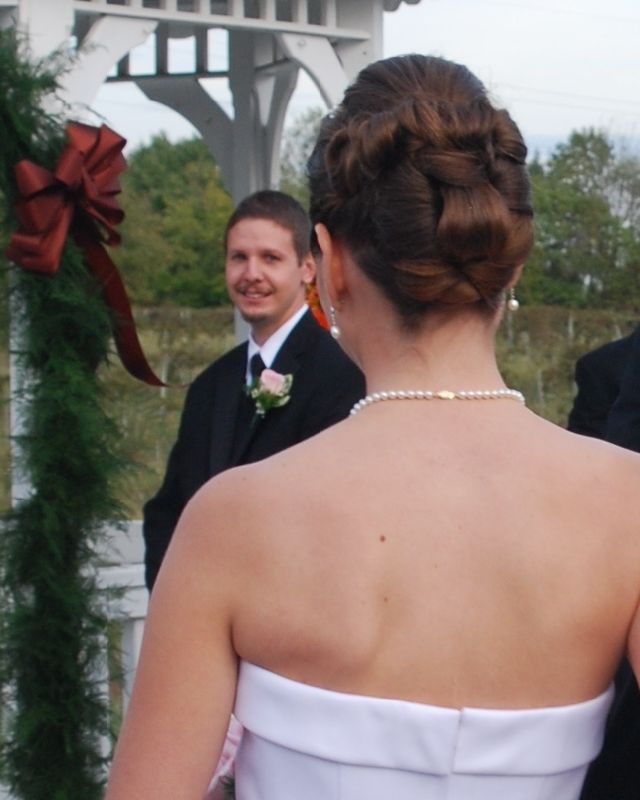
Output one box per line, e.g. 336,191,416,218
605,325,640,450
143,310,365,589
574,325,640,800
567,334,634,438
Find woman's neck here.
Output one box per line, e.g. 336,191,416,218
355,305,506,394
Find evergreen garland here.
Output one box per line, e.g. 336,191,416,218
0,30,124,799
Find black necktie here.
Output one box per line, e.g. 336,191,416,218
235,353,266,444
250,352,266,383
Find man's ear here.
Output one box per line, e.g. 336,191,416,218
300,251,316,286
314,223,346,308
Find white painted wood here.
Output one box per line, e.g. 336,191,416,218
72,0,370,40
259,63,300,187
16,0,74,60
335,0,383,80
8,279,32,506
5,0,423,208
278,32,347,107
61,15,158,112
136,74,235,185
97,523,149,713
325,0,337,28
121,617,146,711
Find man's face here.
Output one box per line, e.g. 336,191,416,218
225,217,315,344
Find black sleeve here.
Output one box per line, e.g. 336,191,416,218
295,347,365,440
580,661,640,799
142,438,188,591
605,327,640,452
142,378,211,590
567,353,615,438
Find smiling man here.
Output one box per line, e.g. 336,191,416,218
143,190,364,590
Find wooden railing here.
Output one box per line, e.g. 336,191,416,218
97,520,149,716
72,0,369,41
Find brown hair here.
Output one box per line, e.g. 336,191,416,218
308,55,534,326
224,190,311,262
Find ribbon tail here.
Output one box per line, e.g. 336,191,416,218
72,227,167,387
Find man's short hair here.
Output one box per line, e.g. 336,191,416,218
224,190,311,262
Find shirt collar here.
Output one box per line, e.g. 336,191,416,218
246,304,308,383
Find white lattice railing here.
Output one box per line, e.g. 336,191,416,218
98,520,149,715
72,0,370,40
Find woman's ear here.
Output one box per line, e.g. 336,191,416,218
313,223,332,271
507,264,524,288
314,223,346,308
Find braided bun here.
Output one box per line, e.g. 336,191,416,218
308,55,533,325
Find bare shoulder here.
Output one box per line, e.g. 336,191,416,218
172,465,270,557
499,412,640,531
592,438,640,512
171,429,336,564
546,419,640,527
562,422,640,478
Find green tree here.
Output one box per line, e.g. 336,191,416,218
521,129,640,311
547,129,615,196
117,135,233,307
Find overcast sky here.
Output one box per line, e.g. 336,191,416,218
93,0,640,157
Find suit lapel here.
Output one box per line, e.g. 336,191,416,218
208,344,248,476
270,309,315,376
229,391,260,466
232,310,317,466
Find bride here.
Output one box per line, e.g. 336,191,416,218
105,54,640,800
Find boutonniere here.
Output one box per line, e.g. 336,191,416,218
248,369,293,419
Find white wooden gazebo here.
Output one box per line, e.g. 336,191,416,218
0,0,423,738
1,0,421,200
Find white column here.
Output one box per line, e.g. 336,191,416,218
228,29,263,201
15,0,74,60
255,62,299,188
4,0,74,506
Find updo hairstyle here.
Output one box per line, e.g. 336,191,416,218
307,55,534,327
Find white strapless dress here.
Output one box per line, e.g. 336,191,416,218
233,661,613,800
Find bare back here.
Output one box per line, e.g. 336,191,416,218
208,401,640,710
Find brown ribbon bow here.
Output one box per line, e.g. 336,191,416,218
6,122,165,386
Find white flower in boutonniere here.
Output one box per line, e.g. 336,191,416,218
249,369,293,418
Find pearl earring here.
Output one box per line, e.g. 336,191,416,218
507,288,520,312
329,306,341,340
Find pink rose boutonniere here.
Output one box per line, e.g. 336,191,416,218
249,368,293,419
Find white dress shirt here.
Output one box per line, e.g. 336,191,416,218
245,304,308,384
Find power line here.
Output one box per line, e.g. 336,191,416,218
508,95,640,119
495,83,640,118
499,83,640,111
479,0,640,26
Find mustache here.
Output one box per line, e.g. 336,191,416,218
234,281,270,292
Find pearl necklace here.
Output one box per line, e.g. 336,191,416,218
350,388,525,416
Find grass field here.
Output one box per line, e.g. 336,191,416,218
1,304,636,519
